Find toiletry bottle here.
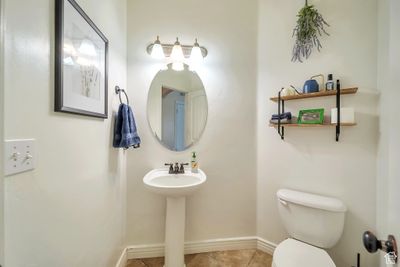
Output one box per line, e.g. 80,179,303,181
326,74,334,91
336,79,341,90
191,152,198,173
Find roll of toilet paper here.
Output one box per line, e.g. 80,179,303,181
331,108,355,124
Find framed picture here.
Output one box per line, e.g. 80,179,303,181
55,0,109,118
297,108,325,124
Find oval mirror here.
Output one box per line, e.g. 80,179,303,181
147,64,208,151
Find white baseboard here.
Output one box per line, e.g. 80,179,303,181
115,247,128,267
257,237,277,255
126,236,277,260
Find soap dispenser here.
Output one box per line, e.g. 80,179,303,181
191,152,199,173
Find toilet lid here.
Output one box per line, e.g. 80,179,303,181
273,238,336,267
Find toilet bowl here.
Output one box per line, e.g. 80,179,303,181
272,189,347,267
272,238,335,267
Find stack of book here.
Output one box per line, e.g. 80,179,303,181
270,112,292,124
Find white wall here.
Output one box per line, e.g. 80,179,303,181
126,0,258,245
257,0,379,267
377,0,400,266
2,1,385,266
0,0,4,264
3,0,127,266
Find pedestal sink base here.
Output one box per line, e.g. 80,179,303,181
165,197,186,267
143,168,207,267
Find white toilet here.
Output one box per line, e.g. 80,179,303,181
272,189,347,267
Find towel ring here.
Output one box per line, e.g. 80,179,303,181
115,86,129,105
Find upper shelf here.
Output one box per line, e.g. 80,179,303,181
269,87,358,102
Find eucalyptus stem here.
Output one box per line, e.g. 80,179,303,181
292,4,329,62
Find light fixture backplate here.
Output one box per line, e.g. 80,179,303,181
147,43,208,58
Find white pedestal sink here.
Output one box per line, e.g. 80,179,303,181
143,168,207,267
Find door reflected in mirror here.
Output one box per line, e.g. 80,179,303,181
147,64,208,151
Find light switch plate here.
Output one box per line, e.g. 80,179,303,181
4,139,35,176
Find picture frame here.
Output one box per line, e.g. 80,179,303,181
297,108,325,124
55,0,109,118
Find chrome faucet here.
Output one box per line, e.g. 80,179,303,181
165,163,189,174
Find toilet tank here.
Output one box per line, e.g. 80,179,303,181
277,189,347,249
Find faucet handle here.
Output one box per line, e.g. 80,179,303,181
165,163,174,173
179,163,189,172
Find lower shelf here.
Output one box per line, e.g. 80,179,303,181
269,122,357,128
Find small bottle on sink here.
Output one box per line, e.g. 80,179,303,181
191,152,199,173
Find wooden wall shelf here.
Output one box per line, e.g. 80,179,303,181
270,122,357,128
269,87,358,102
270,86,358,141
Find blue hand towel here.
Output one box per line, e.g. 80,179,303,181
113,103,141,149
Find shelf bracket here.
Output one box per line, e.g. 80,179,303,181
336,85,341,142
277,89,285,140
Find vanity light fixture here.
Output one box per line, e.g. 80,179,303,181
170,38,185,71
150,36,165,59
170,38,185,62
189,38,203,71
190,39,203,63
146,36,208,71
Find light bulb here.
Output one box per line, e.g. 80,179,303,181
151,36,165,59
190,39,203,63
170,38,184,61
172,61,184,71
79,39,97,57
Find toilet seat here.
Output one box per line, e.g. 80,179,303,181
272,238,336,267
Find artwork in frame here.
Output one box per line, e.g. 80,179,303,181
55,0,108,118
297,108,325,124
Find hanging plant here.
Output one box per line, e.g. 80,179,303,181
292,1,329,62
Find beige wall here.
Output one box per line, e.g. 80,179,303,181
3,0,127,266
257,0,379,266
126,0,258,245
1,0,388,266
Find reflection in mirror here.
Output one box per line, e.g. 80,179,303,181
147,64,208,151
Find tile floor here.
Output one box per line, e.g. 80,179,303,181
126,249,272,267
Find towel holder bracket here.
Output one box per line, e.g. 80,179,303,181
115,86,130,105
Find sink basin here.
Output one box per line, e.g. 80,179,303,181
143,168,206,197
